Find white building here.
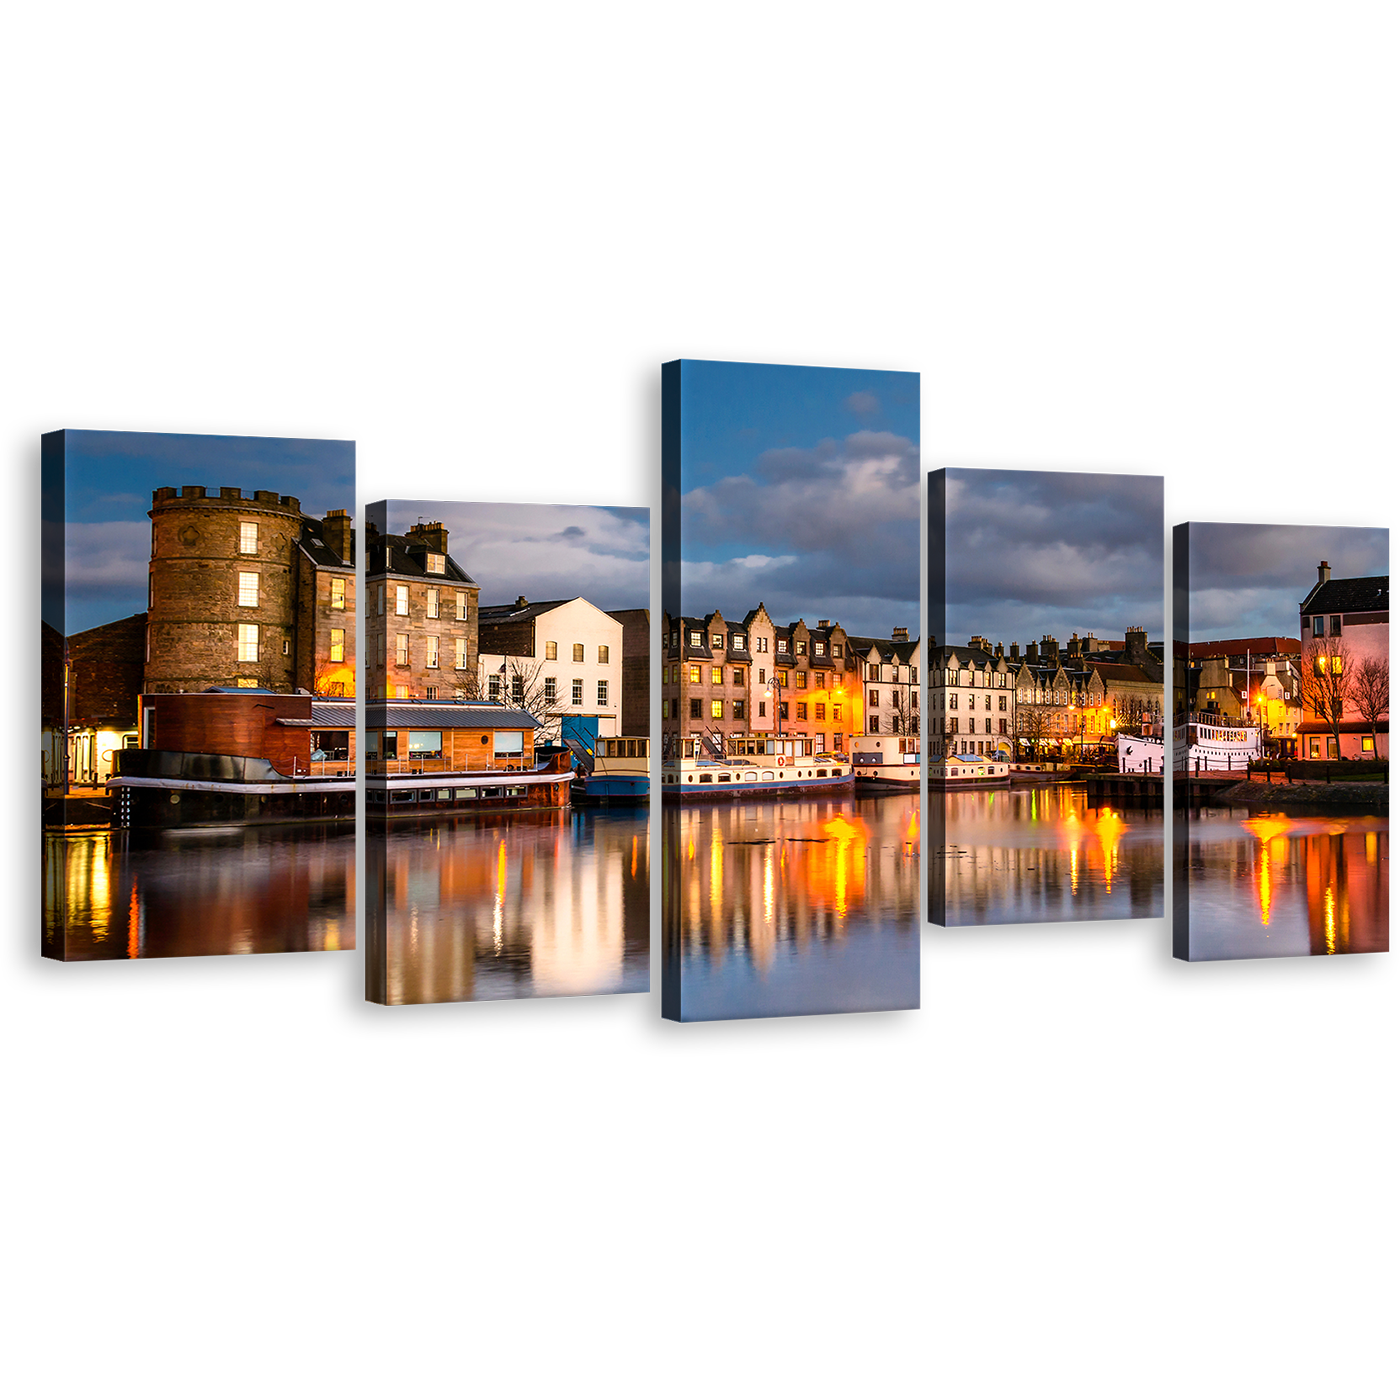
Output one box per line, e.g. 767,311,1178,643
930,638,1017,759
477,596,623,740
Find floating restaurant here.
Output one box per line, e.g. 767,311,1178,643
110,689,355,828
365,698,571,815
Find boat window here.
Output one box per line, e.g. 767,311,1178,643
494,730,524,755
817,769,827,777
718,774,730,781
436,789,451,801
454,788,475,800
408,731,442,757
761,771,774,781
699,774,712,783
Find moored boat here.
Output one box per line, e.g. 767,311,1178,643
850,734,920,791
661,752,853,799
573,736,651,805
929,756,1010,787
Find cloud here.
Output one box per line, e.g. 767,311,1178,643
63,520,151,600
844,391,880,417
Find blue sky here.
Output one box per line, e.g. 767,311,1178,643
677,359,919,639
56,430,354,635
384,500,649,612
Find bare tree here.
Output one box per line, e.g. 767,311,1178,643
1351,653,1389,761
476,655,569,741
1300,636,1353,762
1015,700,1056,761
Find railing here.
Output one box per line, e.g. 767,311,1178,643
367,755,533,776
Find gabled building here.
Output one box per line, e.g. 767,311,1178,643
847,628,919,739
931,638,1016,758
1296,560,1389,759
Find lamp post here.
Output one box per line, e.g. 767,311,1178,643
765,670,786,743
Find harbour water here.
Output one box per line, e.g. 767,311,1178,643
43,826,356,960
663,793,921,1021
1184,806,1388,959
933,784,1164,926
377,808,649,1004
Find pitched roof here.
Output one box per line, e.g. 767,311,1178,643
298,521,354,569
1299,575,1388,615
368,533,476,585
1188,637,1302,659
365,701,541,730
478,597,577,625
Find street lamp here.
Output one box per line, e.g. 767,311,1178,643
764,670,786,742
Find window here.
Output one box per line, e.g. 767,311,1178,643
733,669,744,686
796,703,807,721
758,668,766,684
833,704,841,721
455,637,467,670
1363,737,1375,752
814,641,825,656
408,730,443,757
544,676,557,703
1000,718,1008,734
999,695,1007,711
832,644,842,658
239,521,258,554
426,553,445,574
489,674,501,701
330,577,346,610
426,636,439,668
235,677,258,689
546,641,557,660
796,640,806,655
777,638,788,653
733,633,746,650
330,628,345,663
1330,615,1342,635
689,665,701,684
661,699,670,719
513,675,525,705
395,585,409,616
815,704,826,720
985,718,992,734
238,572,258,607
869,716,879,733
494,730,525,755
733,700,745,720
710,699,723,720
596,680,608,706
572,679,584,705
796,672,807,689
690,698,702,719
427,588,439,618
598,644,609,664
757,637,768,653
870,689,880,706
778,702,788,721
376,585,385,616
237,623,259,662
1312,616,1324,636
712,634,722,649
425,686,437,701
376,633,385,664
396,634,408,665
456,591,468,621
572,643,584,662
689,631,702,647
983,694,991,710
712,666,723,685
813,672,824,689
777,670,789,687
758,701,766,718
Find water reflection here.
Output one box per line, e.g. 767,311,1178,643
663,795,920,1021
932,785,1164,925
1186,807,1388,960
377,809,649,1004
43,827,355,960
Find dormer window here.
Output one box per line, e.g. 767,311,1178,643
690,631,702,647
711,634,723,649
814,641,825,656
777,638,788,653
426,553,445,574
732,633,746,650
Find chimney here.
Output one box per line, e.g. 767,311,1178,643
1125,626,1148,661
993,642,1004,658
1024,642,1038,662
891,626,909,644
1041,634,1059,660
1318,560,1331,585
321,509,353,564
406,520,450,554
1009,642,1020,661
818,619,830,629
515,596,529,609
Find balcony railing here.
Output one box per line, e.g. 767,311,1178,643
367,754,533,776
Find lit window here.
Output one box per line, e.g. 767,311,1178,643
598,644,609,664
815,704,826,720
236,677,258,688
572,679,583,705
330,577,346,610
546,641,557,660
711,700,723,720
237,623,259,662
712,634,722,649
869,716,879,733
870,690,880,706
239,522,258,554
689,665,700,684
454,637,467,670
330,628,345,663
777,670,788,687
598,680,609,706
711,667,723,685
777,639,788,653
395,585,409,616
238,572,258,607
815,641,825,656
573,643,584,662
426,553,445,574
690,631,702,647
796,672,807,689
734,634,746,650
456,591,468,621
426,636,439,668
833,705,842,721
796,703,807,721
796,641,806,655
396,634,408,665
757,637,768,653
427,588,439,619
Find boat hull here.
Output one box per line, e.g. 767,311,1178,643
368,770,572,817
573,774,650,806
662,773,854,802
111,777,355,829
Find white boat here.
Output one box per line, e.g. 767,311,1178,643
661,747,853,799
850,734,919,791
929,757,1010,787
1170,713,1262,772
1116,733,1165,774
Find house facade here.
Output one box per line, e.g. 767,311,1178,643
366,521,479,700
477,596,624,741
1296,560,1389,759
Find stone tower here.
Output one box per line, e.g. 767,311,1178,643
146,486,305,692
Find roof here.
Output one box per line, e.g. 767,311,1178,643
368,533,476,585
297,520,354,569
1300,575,1389,615
1088,661,1159,685
848,634,919,664
477,597,578,625
311,702,355,728
365,701,541,730
1188,637,1302,659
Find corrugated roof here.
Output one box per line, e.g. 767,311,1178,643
365,702,541,730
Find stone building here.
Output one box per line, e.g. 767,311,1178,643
366,521,478,700
63,612,146,783
929,638,1016,759
146,485,356,695
661,605,900,759
606,607,651,737
848,628,919,739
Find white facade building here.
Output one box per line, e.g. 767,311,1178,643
478,596,623,740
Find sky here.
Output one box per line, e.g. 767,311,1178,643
54,430,354,635
1186,522,1389,641
676,359,919,639
384,500,649,612
941,468,1164,649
